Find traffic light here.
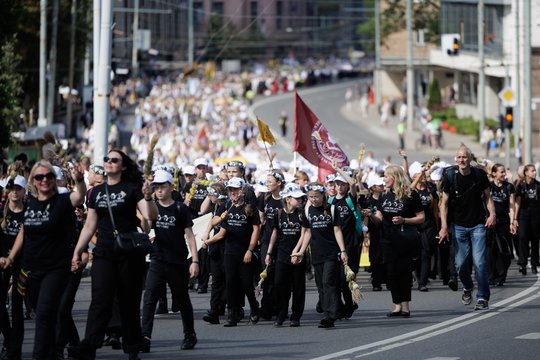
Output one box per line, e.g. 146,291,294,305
504,107,513,129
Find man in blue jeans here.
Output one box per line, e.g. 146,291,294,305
438,145,496,310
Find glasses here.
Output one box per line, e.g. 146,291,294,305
104,156,121,164
34,173,55,182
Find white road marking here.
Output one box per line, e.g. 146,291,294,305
515,333,540,340
423,358,460,360
311,278,540,360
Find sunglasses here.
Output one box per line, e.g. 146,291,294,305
104,156,121,164
34,173,55,182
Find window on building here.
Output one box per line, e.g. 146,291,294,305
251,1,258,21
416,29,425,46
276,1,283,30
194,2,204,32
212,1,224,15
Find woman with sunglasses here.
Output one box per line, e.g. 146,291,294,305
0,160,86,360
372,166,424,318
69,150,157,360
292,182,348,328
0,175,27,359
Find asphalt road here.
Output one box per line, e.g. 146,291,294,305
18,83,540,359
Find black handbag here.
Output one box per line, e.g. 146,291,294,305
105,184,154,255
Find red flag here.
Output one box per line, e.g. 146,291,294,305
197,126,209,151
294,92,349,181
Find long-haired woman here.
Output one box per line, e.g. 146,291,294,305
266,183,306,327
69,150,157,360
1,160,85,359
514,164,540,275
292,182,348,328
372,166,424,317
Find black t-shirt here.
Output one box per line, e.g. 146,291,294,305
415,185,439,228
442,167,490,227
1,208,25,256
515,180,540,215
88,182,144,251
490,181,515,222
188,183,208,219
23,193,75,271
364,195,383,241
258,195,283,245
332,194,357,248
221,203,261,256
273,209,303,265
380,191,423,243
302,205,339,265
151,201,193,265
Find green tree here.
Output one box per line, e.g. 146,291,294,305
0,36,24,148
427,78,442,110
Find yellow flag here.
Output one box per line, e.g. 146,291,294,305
257,117,276,145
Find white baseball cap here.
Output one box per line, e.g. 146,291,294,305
430,167,444,181
281,183,306,198
11,175,27,189
226,177,246,189
183,165,196,175
408,161,423,178
53,166,64,180
334,174,347,184
194,158,208,167
366,175,384,188
151,170,173,184
255,175,268,193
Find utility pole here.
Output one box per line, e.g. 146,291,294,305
93,0,101,101
46,0,59,125
132,0,139,76
374,0,381,109
188,0,194,65
523,0,532,164
478,0,485,140
94,0,113,165
38,0,47,127
406,0,414,130
513,0,520,143
66,0,77,138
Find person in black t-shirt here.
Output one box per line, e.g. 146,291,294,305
203,177,261,327
514,163,540,275
1,160,86,360
266,183,306,327
140,170,199,352
293,183,348,328
372,166,424,318
257,171,284,320
201,183,229,324
488,164,516,285
69,150,158,360
0,175,26,358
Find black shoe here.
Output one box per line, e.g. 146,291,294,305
155,306,168,315
67,344,96,360
106,335,121,350
418,285,428,292
519,266,527,275
197,288,207,294
273,320,283,327
532,266,538,274
401,311,410,318
249,308,260,324
202,312,220,324
238,308,245,320
181,334,197,350
372,286,382,291
306,271,314,281
447,278,458,291
223,320,237,327
290,319,300,327
140,337,151,353
171,302,180,313
318,318,335,328
386,311,402,317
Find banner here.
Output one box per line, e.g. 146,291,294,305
256,117,276,145
197,126,209,151
293,92,349,181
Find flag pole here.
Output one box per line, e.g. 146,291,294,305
293,151,298,174
263,140,273,170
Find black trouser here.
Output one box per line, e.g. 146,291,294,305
259,241,276,317
488,221,512,283
81,251,146,355
27,267,70,360
383,243,413,304
369,230,386,287
7,262,24,360
56,271,83,353
223,253,258,318
518,212,540,267
208,248,226,316
418,225,437,287
313,261,340,321
197,248,210,290
0,269,11,349
274,260,306,322
141,260,195,338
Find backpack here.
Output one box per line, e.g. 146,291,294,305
328,194,363,236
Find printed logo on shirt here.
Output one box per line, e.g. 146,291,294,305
227,212,248,227
309,214,332,229
526,188,537,200
4,218,22,237
193,188,208,200
381,199,404,213
156,214,176,229
419,193,432,207
280,220,301,235
24,205,51,226
491,188,508,203
95,191,128,208
336,205,350,217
